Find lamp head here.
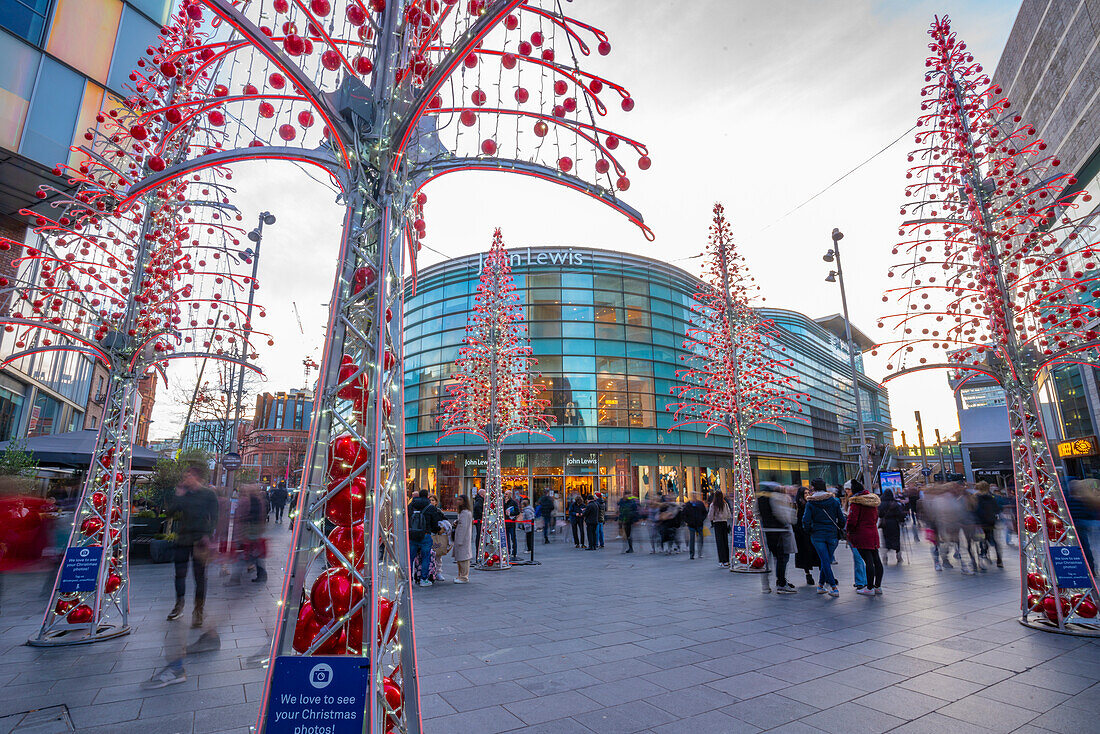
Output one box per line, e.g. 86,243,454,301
823,249,834,263
831,228,844,242
262,212,276,226
825,271,837,283
247,229,261,243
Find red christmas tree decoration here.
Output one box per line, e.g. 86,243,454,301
668,204,808,573
439,228,554,570
877,16,1099,634
2,6,267,646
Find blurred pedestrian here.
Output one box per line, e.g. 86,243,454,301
794,485,819,585
974,481,1003,569
473,488,485,557
568,494,586,549
878,489,905,565
617,493,639,553
539,491,556,544
707,490,732,567
757,483,797,593
803,478,843,597
166,461,218,627
237,484,268,584
846,479,882,595
520,498,535,554
683,493,707,560
453,495,473,583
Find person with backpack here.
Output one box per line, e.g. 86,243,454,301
408,490,444,587
617,493,640,553
802,478,844,597
682,494,708,560
973,481,1003,568
757,482,797,593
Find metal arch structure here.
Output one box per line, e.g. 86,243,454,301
438,228,554,572
118,1,647,731
0,7,271,647
667,204,809,574
877,16,1099,634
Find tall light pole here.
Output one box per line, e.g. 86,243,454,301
225,211,274,496
824,228,871,491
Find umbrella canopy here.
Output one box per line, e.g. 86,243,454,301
0,430,164,471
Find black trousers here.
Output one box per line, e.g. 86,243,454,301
712,522,730,564
980,523,1001,563
273,503,285,522
571,519,584,546
174,542,207,606
505,524,517,556
858,548,884,589
524,530,534,553
621,522,633,550
586,522,598,549
474,520,482,557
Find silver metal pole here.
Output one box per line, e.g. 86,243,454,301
831,229,871,490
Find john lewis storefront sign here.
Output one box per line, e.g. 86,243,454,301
476,248,585,270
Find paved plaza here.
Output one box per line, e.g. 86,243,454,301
0,527,1098,733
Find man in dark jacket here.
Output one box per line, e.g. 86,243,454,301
473,489,485,557
973,481,1003,568
568,495,586,548
503,491,519,558
408,490,444,586
683,494,708,560
617,494,639,553
583,495,600,550
166,461,219,626
270,482,289,524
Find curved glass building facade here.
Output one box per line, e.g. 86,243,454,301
403,247,891,510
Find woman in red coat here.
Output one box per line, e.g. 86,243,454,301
845,480,883,595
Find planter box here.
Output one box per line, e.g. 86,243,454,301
149,538,175,563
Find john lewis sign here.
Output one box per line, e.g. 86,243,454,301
476,248,585,270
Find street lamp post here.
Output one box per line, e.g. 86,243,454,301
824,228,871,491
225,211,274,496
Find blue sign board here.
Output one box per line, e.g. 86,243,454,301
878,470,903,496
58,546,103,593
265,656,370,733
1050,546,1093,589
733,525,746,549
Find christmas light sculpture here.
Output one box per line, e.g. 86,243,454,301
106,1,647,730
877,16,1099,634
439,228,553,570
668,204,808,574
0,8,267,647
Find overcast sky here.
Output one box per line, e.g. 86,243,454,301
149,0,1022,449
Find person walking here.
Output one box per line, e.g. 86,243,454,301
538,491,556,544
973,481,1003,569
595,492,607,548
504,490,519,558
683,493,707,560
520,498,536,554
841,481,868,592
408,489,444,587
617,493,639,553
472,488,485,558
707,490,732,567
165,461,219,627
269,482,288,524
802,478,844,597
846,479,883,595
238,484,268,584
453,495,473,583
757,483,797,593
583,494,600,550
878,489,905,565
794,485,820,585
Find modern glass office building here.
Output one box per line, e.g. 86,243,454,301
404,247,892,511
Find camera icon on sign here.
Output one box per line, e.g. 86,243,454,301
309,663,334,689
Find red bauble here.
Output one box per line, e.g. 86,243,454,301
383,676,403,724
298,110,315,128
481,139,497,155
326,524,365,569
355,56,373,75
54,597,76,615
67,604,94,624
514,87,528,104
258,102,275,119
311,568,364,623
595,159,610,174
1027,571,1048,591
750,541,761,553
91,491,108,514
750,556,765,569
327,434,366,481
502,52,517,69
558,157,572,172
292,603,322,653
311,0,331,15
616,176,630,191
1023,515,1039,533
147,155,165,172
1046,515,1065,539
336,359,367,402
533,121,548,137
1071,594,1098,618
321,50,341,70
346,4,367,25
313,626,348,654
279,124,297,141
104,572,122,593
1042,595,1070,624
460,110,476,127
471,89,487,106
353,264,377,293
735,551,747,564
597,40,611,55
81,517,104,538
379,597,397,643
326,476,367,526
638,155,652,170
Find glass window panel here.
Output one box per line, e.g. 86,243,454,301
528,272,559,289
20,56,83,166
0,0,50,43
47,0,122,82
562,320,594,339
529,321,561,338
562,355,595,373
69,80,103,165
562,303,591,321
128,0,171,23
561,288,590,306
108,5,158,90
562,273,592,289
0,29,38,149
594,274,622,292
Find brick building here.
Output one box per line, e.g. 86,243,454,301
241,390,313,486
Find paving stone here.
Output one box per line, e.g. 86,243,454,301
937,695,1038,733
719,692,819,729
799,702,906,734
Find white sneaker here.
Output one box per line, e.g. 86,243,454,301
828,586,840,597
777,584,797,594
857,588,875,597
142,667,186,689
718,562,728,568
453,578,468,584
762,586,772,594
816,585,828,594
417,579,433,588
874,588,883,596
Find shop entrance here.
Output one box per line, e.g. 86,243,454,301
565,476,594,499
502,468,529,501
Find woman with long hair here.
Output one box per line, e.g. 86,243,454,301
706,490,732,567
452,495,473,583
